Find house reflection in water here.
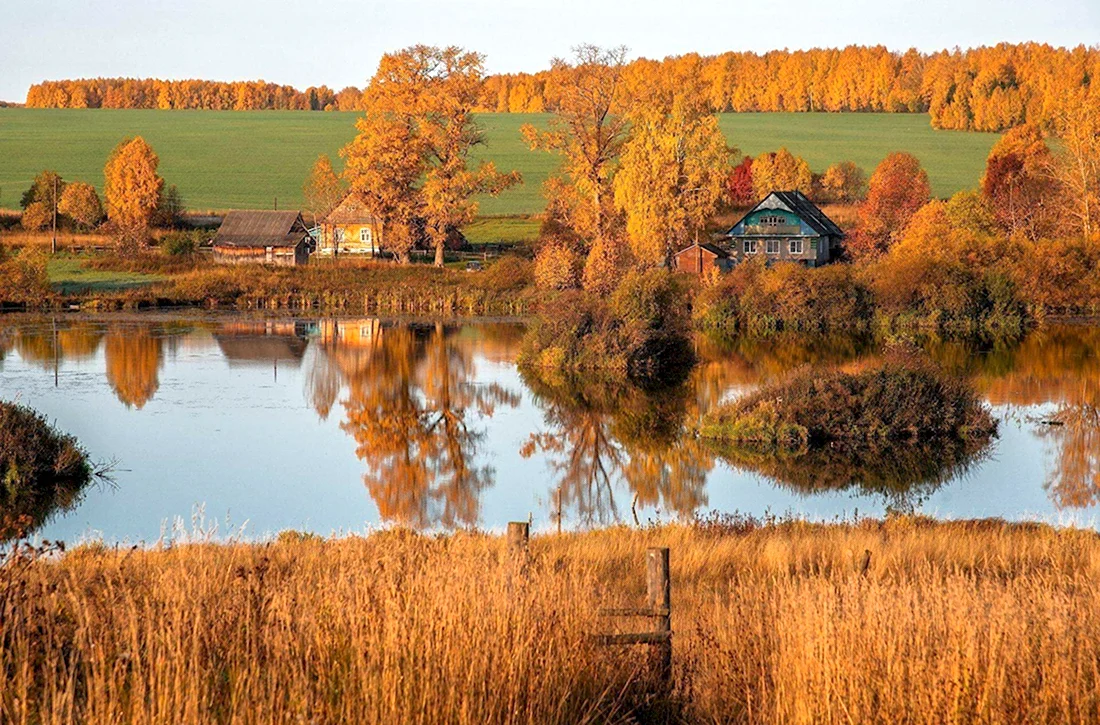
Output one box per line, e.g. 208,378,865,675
212,321,314,379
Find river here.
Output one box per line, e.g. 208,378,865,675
1,313,1097,543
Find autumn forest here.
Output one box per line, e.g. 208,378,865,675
24,42,1100,131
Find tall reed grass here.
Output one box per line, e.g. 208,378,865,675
4,517,1100,724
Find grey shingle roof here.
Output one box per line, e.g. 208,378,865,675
214,211,310,248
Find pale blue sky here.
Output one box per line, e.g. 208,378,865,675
2,0,1097,103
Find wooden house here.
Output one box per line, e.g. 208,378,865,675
319,192,474,258
319,193,380,256
725,191,844,267
212,211,313,267
673,242,731,275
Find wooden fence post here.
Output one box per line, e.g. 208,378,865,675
506,522,530,592
508,521,530,557
647,547,672,689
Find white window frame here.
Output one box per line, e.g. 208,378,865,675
765,239,781,255
334,228,345,243
359,227,372,244
743,239,757,254
789,239,804,255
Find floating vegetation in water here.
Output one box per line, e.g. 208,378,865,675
699,351,998,509
700,351,997,448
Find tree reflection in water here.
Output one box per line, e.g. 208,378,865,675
520,367,713,525
309,321,520,528
965,326,1100,509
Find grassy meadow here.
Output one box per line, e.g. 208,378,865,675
3,518,1100,724
0,109,1000,215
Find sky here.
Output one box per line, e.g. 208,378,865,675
1,0,1098,103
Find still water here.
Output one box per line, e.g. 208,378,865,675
1,313,1098,543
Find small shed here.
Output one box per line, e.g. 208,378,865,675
213,211,313,267
674,242,731,275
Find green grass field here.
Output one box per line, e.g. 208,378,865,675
46,257,164,294
0,109,1000,216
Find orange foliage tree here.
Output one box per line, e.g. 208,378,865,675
302,154,345,227
750,148,812,199
981,125,1056,239
522,45,631,250
819,161,868,203
614,56,732,268
103,137,165,245
850,152,931,259
342,46,519,266
58,182,104,230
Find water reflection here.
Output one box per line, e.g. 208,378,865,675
709,439,992,513
309,321,521,528
521,368,711,524
1,315,1099,536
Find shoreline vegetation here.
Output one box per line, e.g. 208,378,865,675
699,352,997,448
4,516,1100,723
0,402,104,542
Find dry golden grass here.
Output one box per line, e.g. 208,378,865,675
4,518,1100,724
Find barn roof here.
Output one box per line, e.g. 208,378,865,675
727,191,845,238
214,211,310,248
675,242,729,258
324,193,379,225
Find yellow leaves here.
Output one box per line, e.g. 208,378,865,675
751,148,813,198
58,182,104,230
342,45,521,265
103,136,163,230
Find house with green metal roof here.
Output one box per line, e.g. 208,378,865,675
724,191,845,268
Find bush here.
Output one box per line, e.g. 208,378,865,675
159,230,202,256
700,350,997,448
534,242,581,290
0,402,97,540
520,269,694,383
480,255,533,292
0,247,51,304
693,259,873,333
20,201,51,231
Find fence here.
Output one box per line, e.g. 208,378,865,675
506,521,673,690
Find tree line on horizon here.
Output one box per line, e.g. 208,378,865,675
22,42,1100,132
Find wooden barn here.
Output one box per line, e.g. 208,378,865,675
725,191,844,268
212,211,313,267
673,242,731,275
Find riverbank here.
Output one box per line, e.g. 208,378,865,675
3,517,1099,724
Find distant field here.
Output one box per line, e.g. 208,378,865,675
0,109,1000,215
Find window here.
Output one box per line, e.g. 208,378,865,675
760,215,785,226
789,239,804,254
359,227,372,244
766,239,781,255
743,239,757,254
334,228,345,243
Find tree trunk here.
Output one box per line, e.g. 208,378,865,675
434,241,445,267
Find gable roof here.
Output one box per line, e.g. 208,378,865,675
727,191,845,238
323,192,379,225
214,211,310,248
675,241,729,258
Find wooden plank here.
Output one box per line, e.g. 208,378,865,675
592,632,672,646
597,607,671,618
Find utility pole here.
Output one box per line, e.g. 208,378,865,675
51,175,58,255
